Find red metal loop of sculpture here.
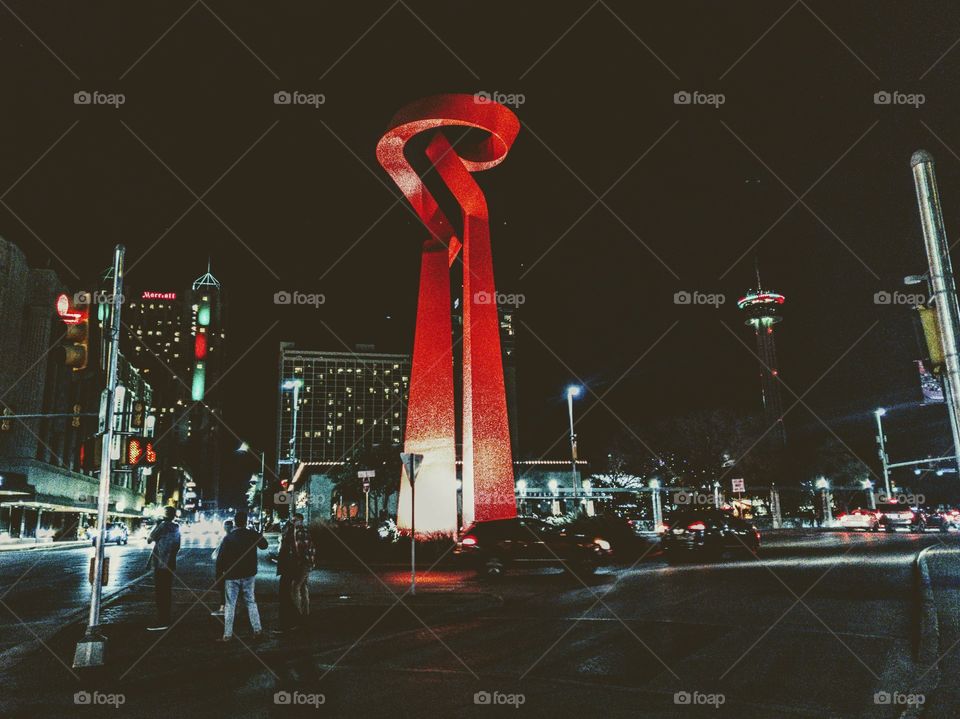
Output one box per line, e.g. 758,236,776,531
377,94,520,534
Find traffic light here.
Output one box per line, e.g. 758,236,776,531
123,437,157,467
56,293,89,371
1,407,13,431
131,401,145,429
71,404,82,429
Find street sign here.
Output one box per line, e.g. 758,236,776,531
88,556,109,586
399,453,423,485
399,452,424,596
362,479,371,493
731,478,746,493
357,470,376,478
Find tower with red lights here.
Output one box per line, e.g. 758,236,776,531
738,285,787,445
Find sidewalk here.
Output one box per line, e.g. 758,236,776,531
0,560,501,719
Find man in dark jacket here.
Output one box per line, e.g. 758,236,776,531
146,506,181,631
215,510,268,641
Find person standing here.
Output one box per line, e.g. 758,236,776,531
274,517,298,634
146,506,181,631
216,510,268,642
289,513,315,625
210,519,235,617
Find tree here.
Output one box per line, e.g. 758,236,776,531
329,444,403,519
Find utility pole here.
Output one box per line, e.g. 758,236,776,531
912,150,960,477
874,409,892,499
74,244,124,669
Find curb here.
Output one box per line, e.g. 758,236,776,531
901,545,941,719
0,540,89,553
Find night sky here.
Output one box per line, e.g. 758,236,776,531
3,1,960,495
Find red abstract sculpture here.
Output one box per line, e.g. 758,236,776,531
377,94,520,534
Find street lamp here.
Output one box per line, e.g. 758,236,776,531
874,408,892,498
816,476,833,526
238,442,266,527
548,478,559,516
862,479,876,510
566,385,581,501
282,379,304,464
649,478,662,531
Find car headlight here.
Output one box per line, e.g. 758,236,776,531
594,538,611,551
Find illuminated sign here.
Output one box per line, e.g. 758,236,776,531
142,291,177,300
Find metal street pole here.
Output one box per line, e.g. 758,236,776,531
400,453,423,596
74,244,124,669
259,452,265,529
770,484,782,529
874,410,892,498
912,150,960,477
650,482,663,531
567,388,579,502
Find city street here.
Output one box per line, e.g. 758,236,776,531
1,530,956,717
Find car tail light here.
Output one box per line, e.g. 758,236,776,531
836,512,846,519
461,535,477,546
657,523,669,534
686,521,706,532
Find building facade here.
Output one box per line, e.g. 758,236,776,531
120,264,227,510
0,236,148,541
276,344,411,470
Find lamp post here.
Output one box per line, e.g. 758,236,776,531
863,479,876,510
548,479,559,516
650,478,662,531
874,408,892,499
566,385,581,502
816,476,833,526
239,442,266,528
282,379,304,464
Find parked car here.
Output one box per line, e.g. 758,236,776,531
660,509,760,563
876,503,926,533
87,523,129,545
836,508,880,531
923,506,960,533
454,517,613,578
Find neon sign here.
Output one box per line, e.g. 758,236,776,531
142,291,177,300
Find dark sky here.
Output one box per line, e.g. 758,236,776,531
3,1,960,486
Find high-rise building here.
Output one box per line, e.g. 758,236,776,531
120,262,227,509
738,284,787,445
125,290,190,427
276,344,411,468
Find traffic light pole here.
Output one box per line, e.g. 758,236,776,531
912,151,960,478
74,244,125,669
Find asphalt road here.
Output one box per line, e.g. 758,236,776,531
0,530,957,718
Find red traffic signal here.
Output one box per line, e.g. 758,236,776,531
124,437,157,467
57,293,89,370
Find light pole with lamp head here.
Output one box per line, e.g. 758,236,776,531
282,379,304,464
874,408,892,499
238,442,266,527
566,385,581,502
